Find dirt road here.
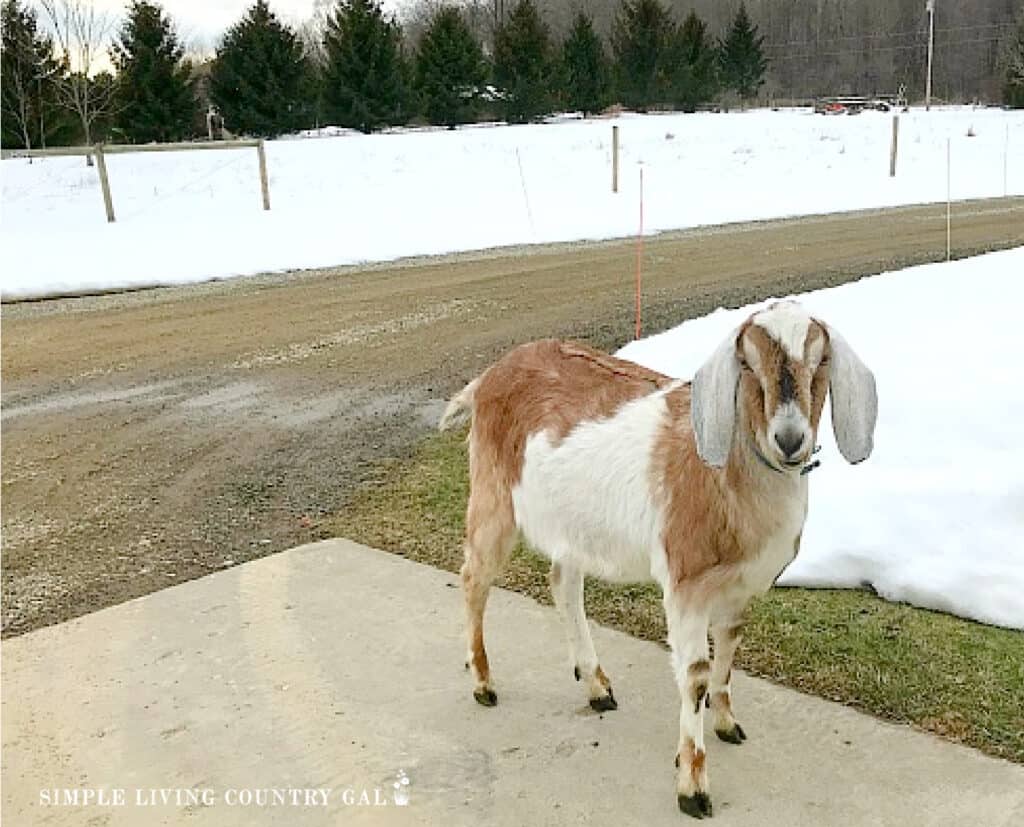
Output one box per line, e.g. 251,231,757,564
3,198,1023,636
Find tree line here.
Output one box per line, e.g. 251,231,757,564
3,0,1024,150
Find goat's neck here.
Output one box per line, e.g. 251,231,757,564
725,435,807,516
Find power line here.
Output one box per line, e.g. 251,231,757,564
764,21,1014,51
766,35,1007,64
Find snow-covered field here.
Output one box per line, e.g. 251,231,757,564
3,106,1024,300
618,247,1024,630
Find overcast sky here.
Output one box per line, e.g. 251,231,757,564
79,1,407,56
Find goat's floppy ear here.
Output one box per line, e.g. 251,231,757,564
691,327,741,467
826,325,877,464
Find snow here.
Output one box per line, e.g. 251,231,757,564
3,106,1024,300
616,247,1024,631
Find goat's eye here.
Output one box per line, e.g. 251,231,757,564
738,358,752,372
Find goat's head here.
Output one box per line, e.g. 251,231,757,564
691,301,877,471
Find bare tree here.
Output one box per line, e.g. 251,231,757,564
297,0,332,68
39,0,118,158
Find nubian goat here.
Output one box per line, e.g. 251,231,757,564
439,301,877,818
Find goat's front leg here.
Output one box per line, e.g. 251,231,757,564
709,620,746,744
666,603,712,819
549,562,617,711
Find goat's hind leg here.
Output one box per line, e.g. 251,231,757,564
549,562,617,712
460,490,516,707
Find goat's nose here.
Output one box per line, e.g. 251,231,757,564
774,429,805,459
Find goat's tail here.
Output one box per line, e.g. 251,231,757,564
439,376,481,432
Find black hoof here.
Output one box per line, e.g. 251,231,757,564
473,688,497,707
715,723,746,744
589,688,618,712
677,791,713,819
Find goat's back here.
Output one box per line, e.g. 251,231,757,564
470,340,672,487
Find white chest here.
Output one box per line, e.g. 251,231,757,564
733,495,807,598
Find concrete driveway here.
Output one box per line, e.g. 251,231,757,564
3,539,1022,826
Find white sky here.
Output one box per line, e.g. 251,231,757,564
65,1,408,58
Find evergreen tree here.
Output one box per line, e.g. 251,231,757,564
322,0,409,133
611,0,675,111
210,1,314,137
415,5,487,128
718,2,767,102
493,0,554,123
667,10,717,113
1,0,67,148
561,10,610,116
111,1,198,143
1001,12,1024,108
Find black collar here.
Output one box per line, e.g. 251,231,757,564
749,439,821,476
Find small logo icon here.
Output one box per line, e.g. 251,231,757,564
392,770,410,806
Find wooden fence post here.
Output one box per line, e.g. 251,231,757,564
257,140,270,210
889,115,899,177
612,125,619,193
94,143,115,223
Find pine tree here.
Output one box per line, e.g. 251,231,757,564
561,10,610,116
111,1,198,143
493,0,554,123
667,10,717,113
1001,12,1024,108
611,0,675,111
415,5,487,128
210,1,314,137
1,0,66,148
322,0,409,133
718,2,767,102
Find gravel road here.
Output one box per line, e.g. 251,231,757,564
3,197,1022,636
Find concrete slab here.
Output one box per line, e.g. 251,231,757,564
3,539,1022,826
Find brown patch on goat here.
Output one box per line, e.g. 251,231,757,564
742,325,814,424
688,659,711,677
807,321,831,429
595,665,612,689
548,562,561,588
654,386,749,586
689,659,710,711
468,624,489,682
469,340,670,488
709,690,732,715
677,737,706,788
691,747,706,787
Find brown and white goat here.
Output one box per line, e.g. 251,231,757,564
439,301,877,818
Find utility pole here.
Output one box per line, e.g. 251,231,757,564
925,0,935,111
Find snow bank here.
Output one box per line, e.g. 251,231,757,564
617,247,1024,630
3,106,1023,300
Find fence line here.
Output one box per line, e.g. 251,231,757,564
1,140,270,222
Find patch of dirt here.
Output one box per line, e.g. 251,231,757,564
3,198,1023,636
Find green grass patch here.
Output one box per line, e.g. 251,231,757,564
329,430,1024,763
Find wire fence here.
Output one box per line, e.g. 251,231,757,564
0,140,270,223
